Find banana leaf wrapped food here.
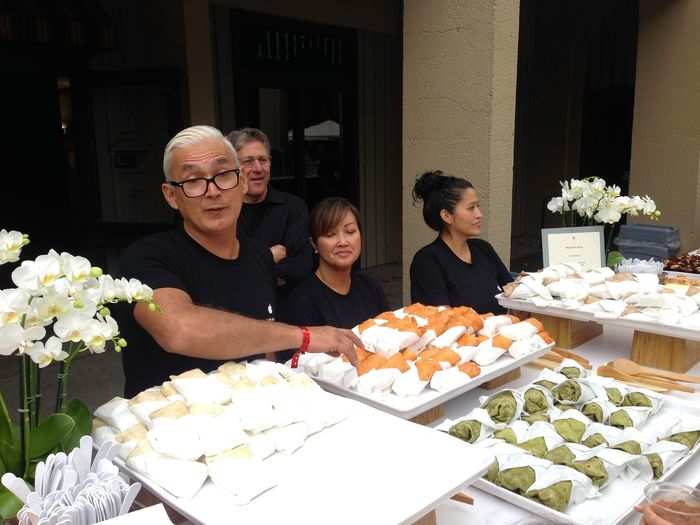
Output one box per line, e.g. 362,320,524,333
524,464,599,512
532,369,568,392
523,385,554,415
555,358,588,380
621,390,664,416
644,440,689,479
485,452,553,495
441,408,496,444
609,406,652,429
552,409,591,443
552,379,596,407
479,389,525,426
661,415,700,450
581,397,618,424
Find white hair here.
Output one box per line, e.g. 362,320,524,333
162,125,237,180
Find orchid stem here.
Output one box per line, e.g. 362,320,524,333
20,355,31,478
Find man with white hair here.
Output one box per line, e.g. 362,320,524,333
118,125,359,397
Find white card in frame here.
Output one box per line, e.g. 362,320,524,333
541,226,606,270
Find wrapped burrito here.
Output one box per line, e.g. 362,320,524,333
532,369,568,391
555,358,588,380
609,406,652,429
493,420,530,445
206,445,278,504
621,390,664,416
479,390,525,426
661,415,700,450
525,464,599,512
552,379,596,406
440,408,496,444
552,409,591,443
485,452,552,495
644,440,690,479
517,421,566,458
523,385,554,415
581,397,618,424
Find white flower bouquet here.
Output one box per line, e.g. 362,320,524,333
547,177,661,264
0,229,156,520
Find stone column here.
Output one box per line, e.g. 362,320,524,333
402,0,520,303
629,0,700,251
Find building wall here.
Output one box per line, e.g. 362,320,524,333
402,0,519,303
630,0,700,251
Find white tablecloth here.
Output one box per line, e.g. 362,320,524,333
431,325,700,525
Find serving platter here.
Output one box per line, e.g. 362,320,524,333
110,396,494,525
467,383,700,525
315,344,553,420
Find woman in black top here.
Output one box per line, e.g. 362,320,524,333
410,170,513,314
282,198,389,329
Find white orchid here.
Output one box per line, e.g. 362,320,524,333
11,252,62,292
59,253,93,284
81,317,118,354
0,229,28,264
547,177,660,226
26,336,68,368
34,292,73,323
0,322,24,355
53,311,93,343
126,279,154,303
0,288,30,326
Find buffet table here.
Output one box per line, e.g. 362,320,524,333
431,324,700,525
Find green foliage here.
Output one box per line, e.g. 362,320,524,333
607,250,624,268
28,414,75,459
0,486,22,520
61,400,91,453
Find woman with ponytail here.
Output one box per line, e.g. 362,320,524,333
409,170,512,313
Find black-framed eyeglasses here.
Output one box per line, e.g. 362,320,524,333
168,169,241,198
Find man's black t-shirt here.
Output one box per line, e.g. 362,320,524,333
409,237,513,314
281,272,389,329
118,227,276,397
239,186,313,287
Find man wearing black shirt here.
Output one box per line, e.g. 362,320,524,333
119,126,359,396
227,128,313,291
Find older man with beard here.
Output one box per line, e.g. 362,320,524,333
118,125,358,396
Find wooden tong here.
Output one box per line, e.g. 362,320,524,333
598,365,694,393
610,358,700,384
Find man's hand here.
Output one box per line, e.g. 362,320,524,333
307,326,364,365
270,244,287,263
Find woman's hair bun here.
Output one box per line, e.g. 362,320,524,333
412,170,446,201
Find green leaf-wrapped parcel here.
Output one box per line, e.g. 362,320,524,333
545,445,576,467
612,440,642,455
582,433,608,448
572,457,608,487
622,392,652,409
644,452,663,479
495,465,537,494
449,420,482,443
518,437,548,458
553,380,581,404
526,480,573,512
560,366,582,379
553,418,587,443
534,380,557,391
605,387,624,406
482,391,519,424
493,427,518,445
667,431,700,450
522,413,550,425
524,387,550,415
581,401,605,423
609,409,634,429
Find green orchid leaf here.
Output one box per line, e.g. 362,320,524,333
0,439,21,475
28,414,75,459
61,400,91,452
0,486,22,520
0,454,5,477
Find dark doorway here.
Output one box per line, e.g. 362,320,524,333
510,0,639,271
229,11,358,211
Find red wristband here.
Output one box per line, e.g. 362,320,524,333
290,326,310,369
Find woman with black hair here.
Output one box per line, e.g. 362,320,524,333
410,170,513,313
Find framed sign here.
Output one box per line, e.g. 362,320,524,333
541,226,606,269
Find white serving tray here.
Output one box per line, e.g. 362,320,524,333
498,295,700,342
113,396,494,525
472,386,700,525
316,344,553,420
